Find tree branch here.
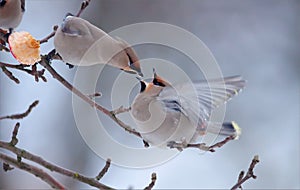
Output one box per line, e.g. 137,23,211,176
0,29,8,43
0,141,114,189
0,43,9,52
0,100,39,120
231,155,260,190
10,122,20,146
76,0,91,17
96,159,111,181
38,51,144,142
0,62,47,83
1,66,20,84
144,173,157,190
39,26,58,44
0,153,65,189
111,106,131,115
87,92,102,99
167,135,236,152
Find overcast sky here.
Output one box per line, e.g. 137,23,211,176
1,0,299,189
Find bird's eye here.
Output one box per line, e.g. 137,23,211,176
0,0,7,7
153,78,165,87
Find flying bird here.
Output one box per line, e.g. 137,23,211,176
131,70,245,148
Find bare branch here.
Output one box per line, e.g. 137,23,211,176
0,141,114,189
87,92,102,99
10,123,20,146
205,135,236,152
143,140,150,148
144,173,157,190
0,153,65,189
76,0,91,17
1,66,20,84
0,62,47,83
231,155,260,190
39,51,144,142
167,135,235,152
39,25,58,44
0,43,10,52
0,29,8,43
111,106,131,115
0,100,39,120
96,159,111,181
3,163,14,172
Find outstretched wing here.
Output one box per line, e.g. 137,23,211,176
157,76,246,127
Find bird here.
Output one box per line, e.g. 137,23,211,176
0,0,25,31
54,15,143,76
130,69,245,148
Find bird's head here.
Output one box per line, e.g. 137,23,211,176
152,68,171,87
60,14,89,36
136,77,164,97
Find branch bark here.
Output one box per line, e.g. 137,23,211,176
0,141,114,189
0,100,39,120
39,51,144,142
231,155,260,190
167,135,236,152
0,153,65,189
144,173,157,190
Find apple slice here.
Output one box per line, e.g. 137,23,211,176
8,31,41,65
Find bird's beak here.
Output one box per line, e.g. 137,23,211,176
61,14,73,32
152,68,171,87
130,63,143,77
123,63,143,77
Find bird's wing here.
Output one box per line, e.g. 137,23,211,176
20,0,25,12
157,76,246,127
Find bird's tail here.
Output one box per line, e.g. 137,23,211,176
206,121,241,139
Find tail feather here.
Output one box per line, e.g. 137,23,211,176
206,121,241,139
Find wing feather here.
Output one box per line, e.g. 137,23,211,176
157,76,246,127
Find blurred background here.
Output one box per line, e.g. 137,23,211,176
0,0,299,189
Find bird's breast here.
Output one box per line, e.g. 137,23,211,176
131,96,198,147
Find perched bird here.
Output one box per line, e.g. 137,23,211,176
54,15,143,76
131,70,245,148
0,0,25,30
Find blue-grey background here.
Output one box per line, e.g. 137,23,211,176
0,0,299,188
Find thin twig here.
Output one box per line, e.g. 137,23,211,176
0,29,8,43
205,135,236,152
76,0,91,17
39,25,58,44
0,100,39,120
87,92,102,99
0,62,47,83
0,153,65,189
237,171,245,190
3,163,14,172
10,123,20,146
1,66,20,84
0,43,10,52
0,141,114,189
96,159,111,181
167,135,235,152
231,155,260,190
111,106,131,115
144,173,157,190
